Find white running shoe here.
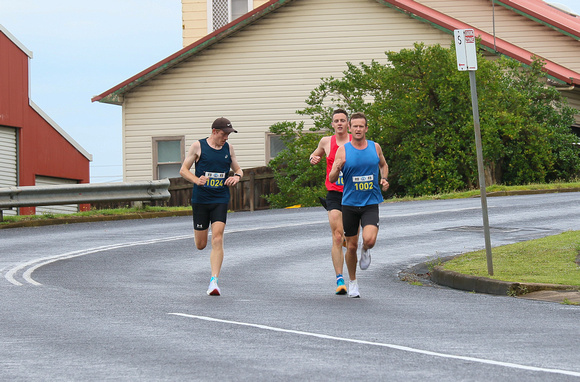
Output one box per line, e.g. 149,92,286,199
348,280,360,298
359,245,371,270
207,278,221,296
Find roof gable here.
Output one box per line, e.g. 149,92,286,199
92,0,291,104
92,0,580,105
496,0,580,40
382,0,580,84
0,24,33,58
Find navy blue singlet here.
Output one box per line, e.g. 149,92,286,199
191,138,232,204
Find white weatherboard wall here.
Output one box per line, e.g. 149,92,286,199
0,126,17,188
0,126,17,216
122,0,452,182
417,0,580,74
181,0,270,46
34,176,79,215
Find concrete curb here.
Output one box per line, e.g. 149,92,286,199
431,266,517,295
430,266,580,303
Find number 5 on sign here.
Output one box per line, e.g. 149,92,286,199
454,29,478,71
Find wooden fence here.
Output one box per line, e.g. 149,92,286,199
92,166,278,212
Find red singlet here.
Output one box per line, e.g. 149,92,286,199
325,134,352,191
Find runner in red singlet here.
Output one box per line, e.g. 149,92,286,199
309,109,352,295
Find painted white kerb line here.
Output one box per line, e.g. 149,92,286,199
5,220,323,286
168,313,580,378
6,220,329,286
6,235,192,286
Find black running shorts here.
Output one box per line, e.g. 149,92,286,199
342,204,380,237
192,203,228,230
325,191,343,212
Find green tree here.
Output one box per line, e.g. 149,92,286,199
268,42,580,205
265,121,326,208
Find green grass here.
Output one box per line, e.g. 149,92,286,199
442,231,580,287
387,180,580,202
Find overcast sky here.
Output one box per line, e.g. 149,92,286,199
1,1,182,183
1,1,579,183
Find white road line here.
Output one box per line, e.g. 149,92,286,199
168,313,580,378
5,235,193,286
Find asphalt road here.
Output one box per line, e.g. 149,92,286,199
1,193,579,381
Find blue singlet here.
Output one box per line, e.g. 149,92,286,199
341,140,384,207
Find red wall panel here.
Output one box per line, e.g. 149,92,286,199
0,32,28,128
2,29,91,215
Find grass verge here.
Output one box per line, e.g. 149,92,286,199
388,180,580,201
442,231,580,287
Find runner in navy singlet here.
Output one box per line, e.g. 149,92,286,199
180,117,243,296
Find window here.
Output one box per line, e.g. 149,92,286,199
265,133,287,162
208,0,252,32
153,137,185,179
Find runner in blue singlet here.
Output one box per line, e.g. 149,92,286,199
329,112,389,298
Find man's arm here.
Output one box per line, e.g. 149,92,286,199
309,136,329,165
328,146,345,183
180,141,206,186
225,144,242,187
376,143,389,191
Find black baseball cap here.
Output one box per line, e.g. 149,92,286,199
212,117,238,133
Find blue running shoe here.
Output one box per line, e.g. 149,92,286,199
335,277,347,295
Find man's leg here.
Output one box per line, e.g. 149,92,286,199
209,221,225,278
328,209,347,294
361,224,378,252
328,209,345,275
359,204,380,270
194,229,209,250
345,234,360,297
192,203,209,250
344,235,358,281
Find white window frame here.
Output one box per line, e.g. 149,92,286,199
207,0,252,33
265,132,287,163
152,136,185,180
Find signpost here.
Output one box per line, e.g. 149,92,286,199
454,29,494,275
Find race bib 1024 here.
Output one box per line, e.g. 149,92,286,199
204,172,226,188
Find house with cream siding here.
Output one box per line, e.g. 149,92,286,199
93,0,580,183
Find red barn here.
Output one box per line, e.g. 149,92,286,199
0,24,91,215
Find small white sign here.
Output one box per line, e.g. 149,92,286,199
454,29,478,71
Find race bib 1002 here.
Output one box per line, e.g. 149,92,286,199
353,174,374,191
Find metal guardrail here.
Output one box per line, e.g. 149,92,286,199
0,180,171,221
